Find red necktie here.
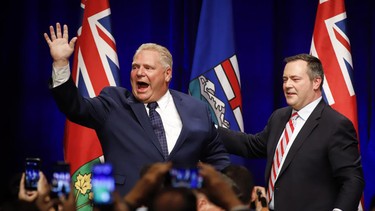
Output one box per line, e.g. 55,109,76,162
267,112,298,202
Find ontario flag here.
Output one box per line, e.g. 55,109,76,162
189,0,243,136
63,0,120,210
310,0,363,210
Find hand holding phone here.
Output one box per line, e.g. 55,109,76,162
257,189,267,207
24,158,41,191
168,167,203,189
50,162,71,199
92,163,115,206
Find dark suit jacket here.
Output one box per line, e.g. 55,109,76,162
219,100,364,211
51,77,230,195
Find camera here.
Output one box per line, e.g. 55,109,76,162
167,167,203,189
250,188,267,209
50,162,71,198
24,157,41,191
92,163,115,206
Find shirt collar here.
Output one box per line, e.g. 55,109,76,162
144,90,171,110
293,96,322,121
157,90,172,110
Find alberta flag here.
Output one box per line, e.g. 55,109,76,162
189,0,243,134
310,0,363,210
64,0,120,210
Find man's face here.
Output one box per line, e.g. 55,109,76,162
282,60,321,110
130,50,172,103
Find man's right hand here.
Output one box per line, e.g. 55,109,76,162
44,22,77,68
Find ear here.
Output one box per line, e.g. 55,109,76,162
196,193,208,209
313,76,322,91
165,67,172,82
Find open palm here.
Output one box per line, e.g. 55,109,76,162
44,22,77,66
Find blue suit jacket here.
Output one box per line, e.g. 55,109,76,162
51,77,230,195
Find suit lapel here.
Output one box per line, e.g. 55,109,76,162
265,107,293,181
278,100,325,177
128,95,165,156
167,91,188,159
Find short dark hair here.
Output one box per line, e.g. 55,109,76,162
222,164,254,205
150,187,197,211
284,53,324,90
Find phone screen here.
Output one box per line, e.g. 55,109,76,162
50,162,71,198
169,168,203,189
92,163,115,205
25,158,41,190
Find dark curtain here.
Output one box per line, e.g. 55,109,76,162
1,0,374,209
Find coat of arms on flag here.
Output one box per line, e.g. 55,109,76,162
190,55,243,131
189,0,243,133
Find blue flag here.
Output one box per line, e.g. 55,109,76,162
189,0,243,133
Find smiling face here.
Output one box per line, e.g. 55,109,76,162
130,49,172,103
283,60,322,110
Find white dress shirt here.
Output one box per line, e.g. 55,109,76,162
52,64,70,88
145,91,182,154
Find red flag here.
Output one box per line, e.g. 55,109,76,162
64,0,120,209
310,0,363,210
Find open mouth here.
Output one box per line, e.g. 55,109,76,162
137,81,150,91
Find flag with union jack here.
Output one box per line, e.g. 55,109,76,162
310,0,363,210
189,0,243,134
64,0,120,210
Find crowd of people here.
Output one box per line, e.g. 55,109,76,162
2,162,268,211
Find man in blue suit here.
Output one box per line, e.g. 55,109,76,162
44,23,230,196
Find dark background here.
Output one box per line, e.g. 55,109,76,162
1,0,374,209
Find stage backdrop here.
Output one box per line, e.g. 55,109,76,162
1,0,374,209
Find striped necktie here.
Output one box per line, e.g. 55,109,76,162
267,112,298,202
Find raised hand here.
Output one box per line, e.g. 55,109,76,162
44,22,77,68
198,162,244,210
124,162,172,209
18,173,38,202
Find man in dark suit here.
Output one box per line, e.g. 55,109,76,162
218,54,364,211
44,23,230,196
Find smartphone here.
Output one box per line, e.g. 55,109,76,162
24,158,41,190
92,163,115,206
50,162,71,198
168,167,203,189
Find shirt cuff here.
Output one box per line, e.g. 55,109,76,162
52,63,70,88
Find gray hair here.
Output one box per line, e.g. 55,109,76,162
134,43,173,69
